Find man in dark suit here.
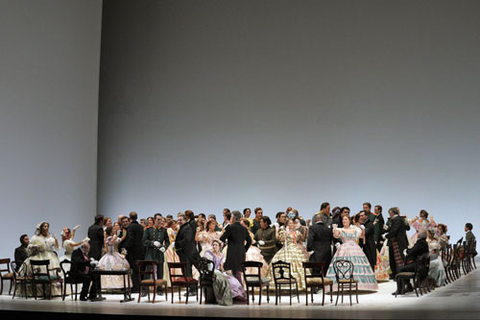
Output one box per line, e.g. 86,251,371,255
14,234,29,271
307,213,333,276
87,214,104,298
71,243,99,301
359,211,376,270
393,229,429,295
185,210,197,239
371,205,386,252
220,210,252,283
383,207,410,277
175,213,200,296
125,211,145,293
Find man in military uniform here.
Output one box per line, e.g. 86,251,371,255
143,213,170,287
254,216,278,264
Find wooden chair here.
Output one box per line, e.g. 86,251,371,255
11,261,32,299
198,258,215,304
271,260,299,305
332,259,358,306
30,259,63,300
241,261,270,305
302,261,333,306
442,244,453,284
167,262,198,304
60,259,83,301
395,252,430,297
0,258,14,295
137,260,168,303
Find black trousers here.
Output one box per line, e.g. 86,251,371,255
75,273,98,299
395,263,415,293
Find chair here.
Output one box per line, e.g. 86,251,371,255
0,258,14,295
197,258,215,304
167,262,198,304
395,252,430,297
332,259,358,306
60,259,83,301
137,260,168,303
241,261,270,305
30,259,63,300
271,260,299,305
302,261,333,306
442,244,453,284
11,261,32,299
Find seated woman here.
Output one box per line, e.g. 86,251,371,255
204,240,247,305
269,218,309,291
427,228,446,287
326,215,378,292
96,226,130,290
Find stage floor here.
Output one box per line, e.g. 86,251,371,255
1,263,479,319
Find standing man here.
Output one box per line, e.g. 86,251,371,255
370,205,385,252
118,215,130,253
185,210,197,239
251,207,263,236
254,216,277,264
220,210,252,283
125,211,145,293
88,214,104,299
143,214,169,288
222,208,232,229
307,213,333,274
359,211,376,270
312,202,332,227
14,234,29,271
175,213,200,296
383,207,409,278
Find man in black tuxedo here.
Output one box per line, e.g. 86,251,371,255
383,207,410,277
185,210,197,239
14,234,29,271
71,243,99,301
87,214,104,298
220,211,252,283
307,213,333,277
125,211,145,293
175,213,200,296
393,229,429,295
359,211,376,270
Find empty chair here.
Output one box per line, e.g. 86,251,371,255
137,260,168,303
332,259,358,306
271,260,299,305
241,261,270,305
302,261,333,306
0,258,14,295
167,262,198,304
30,259,63,300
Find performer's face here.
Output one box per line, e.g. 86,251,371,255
342,216,350,228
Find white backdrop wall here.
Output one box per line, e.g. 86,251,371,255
97,0,480,242
0,0,102,259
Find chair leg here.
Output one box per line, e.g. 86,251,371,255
171,285,174,304
335,284,339,306
246,286,249,305
9,280,13,295
349,282,352,306
356,283,359,304
259,285,262,306
306,287,309,306
267,284,270,303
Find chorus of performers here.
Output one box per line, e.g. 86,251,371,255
12,202,476,302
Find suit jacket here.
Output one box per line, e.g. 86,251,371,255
405,238,429,265
143,226,169,262
360,219,376,268
125,221,145,260
368,212,385,243
385,215,409,256
175,222,199,263
71,248,92,279
87,223,104,260
220,222,251,272
254,226,277,264
14,245,28,270
307,221,333,267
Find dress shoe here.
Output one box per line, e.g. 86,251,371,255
183,291,196,297
392,291,404,295
80,296,88,301
90,297,105,302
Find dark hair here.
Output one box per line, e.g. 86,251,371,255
224,211,232,220
105,226,113,236
206,220,216,230
154,213,162,220
363,202,372,209
185,210,194,220
198,213,206,219
254,207,263,214
20,234,28,244
340,207,350,214
437,223,447,234
208,214,217,221
466,223,473,231
320,202,330,211
419,209,429,218
243,208,251,215
166,214,173,219
375,205,382,213
242,219,251,228
223,208,231,214
129,211,138,221
261,216,271,226
276,211,286,219
95,214,104,224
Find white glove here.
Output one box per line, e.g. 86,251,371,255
153,241,161,247
335,242,341,249
46,237,56,247
82,237,90,243
159,247,166,253
258,240,265,246
89,258,98,266
360,225,365,230
73,225,81,231
403,249,407,256
383,224,388,230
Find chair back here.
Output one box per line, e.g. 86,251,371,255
198,258,214,281
0,258,11,276
30,260,52,282
137,260,158,281
167,262,188,283
241,261,262,285
332,259,354,283
272,260,292,283
60,259,76,282
302,261,326,284
415,252,430,280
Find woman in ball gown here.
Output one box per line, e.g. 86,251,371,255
326,215,378,292
164,219,181,286
241,219,269,277
59,225,85,262
96,226,130,289
410,210,436,245
204,240,247,305
199,220,222,257
22,222,63,296
269,218,309,291
426,228,446,287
